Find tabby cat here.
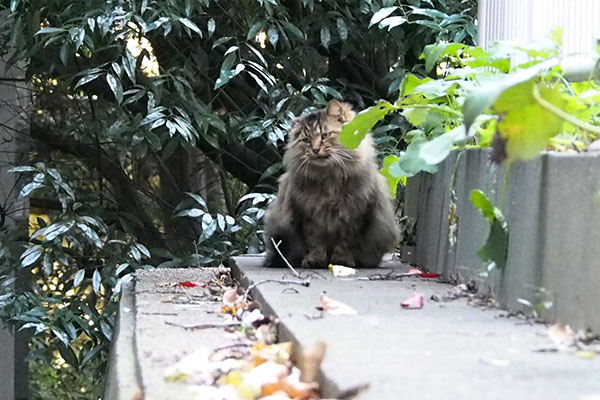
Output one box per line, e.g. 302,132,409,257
263,100,399,269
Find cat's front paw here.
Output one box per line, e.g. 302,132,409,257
301,255,327,269
330,247,356,268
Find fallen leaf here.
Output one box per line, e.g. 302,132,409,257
255,324,277,345
328,264,357,277
298,341,326,383
576,351,596,360
419,273,440,278
401,293,424,309
241,309,265,328
548,323,577,350
318,294,358,315
262,368,318,399
179,280,206,288
253,342,293,365
223,287,242,306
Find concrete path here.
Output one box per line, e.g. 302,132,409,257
232,256,600,400
105,258,600,400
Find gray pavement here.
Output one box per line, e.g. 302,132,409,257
232,255,600,400
105,259,600,400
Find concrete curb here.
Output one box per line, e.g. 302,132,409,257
231,255,342,398
406,148,600,331
103,280,142,400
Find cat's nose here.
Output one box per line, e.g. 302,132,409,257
311,146,320,154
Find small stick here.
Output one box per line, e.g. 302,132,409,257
244,278,310,300
165,321,241,330
271,237,300,277
211,342,253,353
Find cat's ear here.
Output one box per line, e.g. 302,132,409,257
325,100,344,117
326,100,355,122
288,118,302,140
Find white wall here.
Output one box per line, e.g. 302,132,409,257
478,0,600,59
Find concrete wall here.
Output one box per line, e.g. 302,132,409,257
0,55,30,399
406,148,600,332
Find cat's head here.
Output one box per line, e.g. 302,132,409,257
285,100,360,173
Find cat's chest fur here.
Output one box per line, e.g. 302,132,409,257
291,172,371,223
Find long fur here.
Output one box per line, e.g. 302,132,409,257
263,100,400,269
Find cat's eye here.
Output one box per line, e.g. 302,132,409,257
301,137,310,143
321,132,329,140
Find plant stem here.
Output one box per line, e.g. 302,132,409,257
394,103,464,118
532,83,600,136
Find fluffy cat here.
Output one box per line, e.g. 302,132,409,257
263,100,399,269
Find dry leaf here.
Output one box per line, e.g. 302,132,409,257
576,351,596,360
222,287,242,307
401,293,424,309
298,341,326,383
328,264,356,277
318,294,358,315
548,323,577,350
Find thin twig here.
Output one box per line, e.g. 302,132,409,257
165,320,241,330
271,237,300,277
244,278,311,300
211,342,253,353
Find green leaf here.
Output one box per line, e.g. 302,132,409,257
176,208,205,217
336,18,348,41
281,21,303,40
73,269,85,287
422,42,466,73
185,192,208,209
100,320,113,340
215,64,245,89
212,36,233,49
179,17,202,37
494,82,565,162
9,166,36,173
207,18,216,37
470,189,495,222
35,27,65,35
393,138,438,177
60,43,69,66
92,270,101,294
340,101,395,149
21,245,43,267
380,155,401,197
320,26,330,50
463,58,558,131
369,7,398,28
399,75,433,97
419,125,464,165
74,73,101,89
247,21,265,40
379,16,406,31
267,27,279,48
106,74,123,105
470,190,509,269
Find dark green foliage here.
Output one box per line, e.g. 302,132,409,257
0,0,476,397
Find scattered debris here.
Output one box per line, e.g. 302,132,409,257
480,357,511,367
179,280,207,288
328,264,356,277
400,293,424,309
162,268,362,399
547,323,578,350
317,294,358,315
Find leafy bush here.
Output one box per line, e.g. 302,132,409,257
0,0,476,397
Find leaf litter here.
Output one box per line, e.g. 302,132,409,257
163,267,363,400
